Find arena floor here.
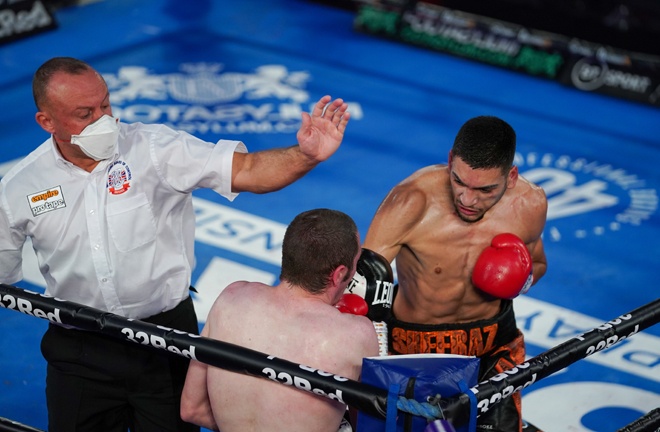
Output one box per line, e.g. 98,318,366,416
1,1,659,431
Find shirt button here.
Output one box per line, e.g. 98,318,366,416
101,278,108,283
89,210,95,214
94,244,100,250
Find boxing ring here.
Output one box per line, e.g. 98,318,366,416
1,0,660,430
1,283,659,431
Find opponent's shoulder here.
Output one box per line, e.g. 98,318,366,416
515,175,548,212
206,281,271,334
365,165,450,255
378,165,448,215
517,174,546,195
402,164,449,186
211,281,265,311
503,175,548,240
332,311,380,356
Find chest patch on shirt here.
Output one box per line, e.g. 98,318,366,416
27,186,66,217
107,160,132,195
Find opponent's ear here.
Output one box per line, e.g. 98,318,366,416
331,265,349,287
327,265,349,304
507,165,519,189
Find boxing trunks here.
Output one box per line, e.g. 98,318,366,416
387,299,526,432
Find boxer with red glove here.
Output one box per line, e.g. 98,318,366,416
472,233,533,299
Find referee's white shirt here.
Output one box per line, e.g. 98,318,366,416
0,122,246,319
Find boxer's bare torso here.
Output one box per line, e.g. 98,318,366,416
204,281,379,432
364,162,547,324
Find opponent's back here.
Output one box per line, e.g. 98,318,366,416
204,280,377,432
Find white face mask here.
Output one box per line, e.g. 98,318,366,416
70,115,119,161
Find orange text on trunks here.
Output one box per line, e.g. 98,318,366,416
391,323,498,356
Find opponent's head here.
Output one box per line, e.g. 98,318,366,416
448,116,518,223
33,57,116,161
280,209,360,297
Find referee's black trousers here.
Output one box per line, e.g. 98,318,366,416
41,296,201,432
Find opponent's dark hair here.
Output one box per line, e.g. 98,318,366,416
33,57,94,110
452,116,516,173
279,208,359,295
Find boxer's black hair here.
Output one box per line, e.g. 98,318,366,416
452,116,516,173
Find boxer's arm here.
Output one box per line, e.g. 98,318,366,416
524,179,549,286
528,236,547,285
364,184,426,262
180,325,219,431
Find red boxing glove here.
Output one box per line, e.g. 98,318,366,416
472,233,533,299
336,293,369,316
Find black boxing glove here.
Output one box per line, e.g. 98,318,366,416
345,248,395,322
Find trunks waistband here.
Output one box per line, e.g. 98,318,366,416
388,299,518,356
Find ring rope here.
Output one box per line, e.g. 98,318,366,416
616,407,660,432
437,297,660,427
0,284,402,419
2,283,659,427
0,417,45,432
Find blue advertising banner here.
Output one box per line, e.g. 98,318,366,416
0,0,56,45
